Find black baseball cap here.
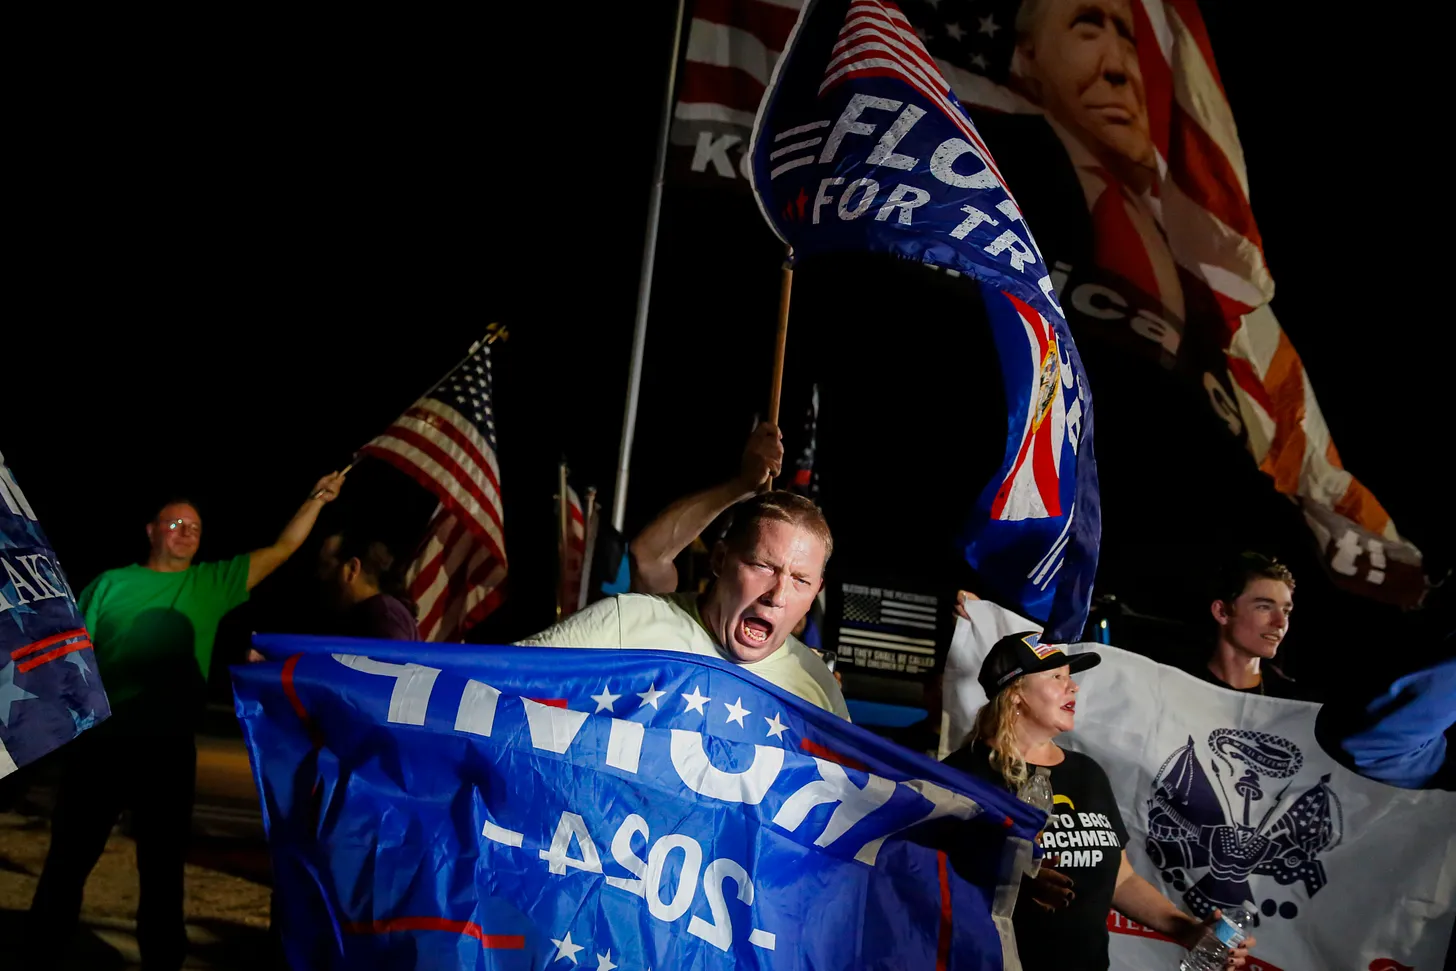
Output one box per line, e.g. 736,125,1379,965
978,631,1101,698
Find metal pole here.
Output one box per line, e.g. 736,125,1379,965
557,459,569,622
611,0,688,534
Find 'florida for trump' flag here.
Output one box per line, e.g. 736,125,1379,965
748,0,1099,640
1,453,109,777
235,635,1043,969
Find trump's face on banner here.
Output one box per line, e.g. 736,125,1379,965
707,519,826,663
1012,0,1155,184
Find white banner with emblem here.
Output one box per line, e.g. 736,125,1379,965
940,600,1456,971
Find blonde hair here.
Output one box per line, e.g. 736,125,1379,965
972,685,1028,792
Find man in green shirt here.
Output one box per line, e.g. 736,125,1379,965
28,471,346,971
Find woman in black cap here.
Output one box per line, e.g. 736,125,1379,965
943,630,1256,971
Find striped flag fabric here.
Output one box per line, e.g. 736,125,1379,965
672,0,803,180
359,341,507,642
835,584,941,676
891,0,1423,604
559,484,586,618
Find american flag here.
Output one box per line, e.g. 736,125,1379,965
835,584,940,675
359,341,507,642
671,0,803,180
560,483,586,618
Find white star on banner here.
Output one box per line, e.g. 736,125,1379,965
946,22,965,41
0,661,38,727
978,14,1000,37
637,684,665,709
595,951,618,971
681,686,710,714
723,697,751,727
970,52,989,70
551,931,584,964
65,651,91,683
764,712,788,739
590,686,621,713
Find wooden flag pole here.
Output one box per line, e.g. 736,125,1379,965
312,461,354,500
767,249,794,428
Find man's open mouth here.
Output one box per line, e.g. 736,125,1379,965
740,617,774,645
1061,702,1076,713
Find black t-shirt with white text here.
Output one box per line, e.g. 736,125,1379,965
944,741,1130,971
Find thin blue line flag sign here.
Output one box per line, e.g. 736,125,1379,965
236,635,1043,969
748,0,1101,640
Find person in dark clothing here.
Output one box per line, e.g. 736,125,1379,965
1197,552,1301,699
315,529,419,641
943,631,1256,971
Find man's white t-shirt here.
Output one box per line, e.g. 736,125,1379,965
517,592,849,720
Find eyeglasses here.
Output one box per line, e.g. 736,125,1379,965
162,519,202,537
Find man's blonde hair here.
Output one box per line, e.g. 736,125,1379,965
720,491,834,564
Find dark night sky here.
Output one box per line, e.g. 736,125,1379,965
8,5,1452,701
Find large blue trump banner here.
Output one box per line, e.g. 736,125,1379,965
747,0,1099,640
236,635,1043,969
0,453,109,777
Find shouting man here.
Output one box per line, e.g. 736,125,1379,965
520,491,847,719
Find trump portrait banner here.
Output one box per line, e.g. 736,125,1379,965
941,599,1456,971
748,0,1099,641
0,453,109,777
235,634,1045,970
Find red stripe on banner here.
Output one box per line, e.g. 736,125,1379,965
691,0,799,47
367,426,505,536
16,639,92,673
281,653,312,730
401,405,503,499
417,542,496,642
10,626,88,660
1129,0,1172,159
676,62,767,118
342,917,526,950
1029,418,1062,518
456,584,507,637
1168,102,1262,252
799,737,868,771
935,850,952,971
408,516,470,604
1225,355,1273,415
1165,0,1228,97
528,698,568,708
1107,910,1177,943
359,446,507,566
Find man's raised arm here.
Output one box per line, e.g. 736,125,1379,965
247,471,347,591
629,422,783,594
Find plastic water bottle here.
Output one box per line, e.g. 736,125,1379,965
1179,905,1254,971
1018,767,1054,813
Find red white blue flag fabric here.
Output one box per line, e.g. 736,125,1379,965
748,0,1099,639
0,453,110,777
236,634,1043,969
361,340,507,642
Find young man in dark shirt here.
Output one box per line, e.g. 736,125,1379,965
1197,552,1300,699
